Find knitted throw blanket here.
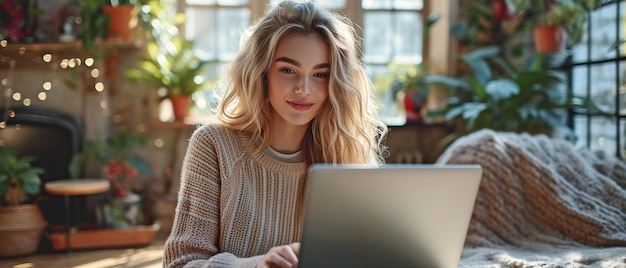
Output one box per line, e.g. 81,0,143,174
435,129,626,267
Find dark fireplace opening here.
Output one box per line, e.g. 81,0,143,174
0,106,102,233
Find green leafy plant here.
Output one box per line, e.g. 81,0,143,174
74,0,107,51
108,0,138,6
506,0,603,47
73,0,141,51
384,63,428,102
0,150,44,206
425,46,603,142
126,36,212,97
69,129,150,197
125,0,214,98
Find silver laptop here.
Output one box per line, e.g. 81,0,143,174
298,164,483,268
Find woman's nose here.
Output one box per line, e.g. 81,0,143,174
294,77,311,96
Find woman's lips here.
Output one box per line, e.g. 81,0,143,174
287,100,314,111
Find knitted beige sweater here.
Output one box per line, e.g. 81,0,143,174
163,123,308,268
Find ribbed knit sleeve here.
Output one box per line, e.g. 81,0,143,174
163,124,308,268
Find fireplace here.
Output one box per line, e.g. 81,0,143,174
0,106,87,231
0,106,82,182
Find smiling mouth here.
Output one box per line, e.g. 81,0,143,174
287,101,314,111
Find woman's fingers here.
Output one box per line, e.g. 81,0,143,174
288,242,300,256
258,243,301,268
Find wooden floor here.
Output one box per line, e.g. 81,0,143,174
0,238,166,268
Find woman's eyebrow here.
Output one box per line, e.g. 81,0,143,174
275,57,330,69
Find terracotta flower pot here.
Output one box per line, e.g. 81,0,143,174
168,95,192,121
533,26,567,54
102,6,139,40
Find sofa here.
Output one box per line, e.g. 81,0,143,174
436,129,626,267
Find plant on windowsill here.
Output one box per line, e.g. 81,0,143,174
0,150,47,257
125,1,213,121
388,63,430,123
505,0,602,54
424,46,605,145
373,13,439,124
125,36,212,121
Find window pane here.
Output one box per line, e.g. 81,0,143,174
186,0,216,5
622,120,626,158
571,65,588,97
393,11,422,64
369,64,406,124
217,8,250,61
363,12,393,64
363,0,391,9
186,8,218,60
362,0,422,10
269,0,345,8
315,0,345,9
217,0,248,5
572,6,619,62
574,116,619,155
393,0,422,10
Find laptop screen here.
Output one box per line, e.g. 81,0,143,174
298,164,482,268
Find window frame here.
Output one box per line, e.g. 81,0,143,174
567,0,625,159
177,0,454,125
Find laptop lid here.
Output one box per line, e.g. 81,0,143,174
298,164,482,268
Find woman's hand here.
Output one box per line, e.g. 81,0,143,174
256,242,300,268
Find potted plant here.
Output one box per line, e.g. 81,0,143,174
505,0,602,53
125,0,215,121
74,0,140,51
0,0,43,43
123,0,214,121
102,0,140,40
73,0,107,51
125,34,213,121
388,63,429,122
0,150,47,257
424,46,603,143
69,128,151,229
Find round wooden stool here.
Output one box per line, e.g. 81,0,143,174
45,178,110,253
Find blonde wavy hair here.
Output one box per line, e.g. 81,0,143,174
217,0,388,165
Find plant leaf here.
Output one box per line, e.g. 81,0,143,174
486,79,520,101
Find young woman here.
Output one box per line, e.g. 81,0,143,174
163,1,388,267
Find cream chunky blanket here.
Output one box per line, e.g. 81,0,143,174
436,129,626,267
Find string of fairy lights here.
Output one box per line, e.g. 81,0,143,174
0,39,106,123
0,39,166,150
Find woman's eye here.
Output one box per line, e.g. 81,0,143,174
280,68,295,74
314,73,329,78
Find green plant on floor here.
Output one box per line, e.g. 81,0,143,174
0,150,44,206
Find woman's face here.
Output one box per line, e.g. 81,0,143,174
266,33,330,130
